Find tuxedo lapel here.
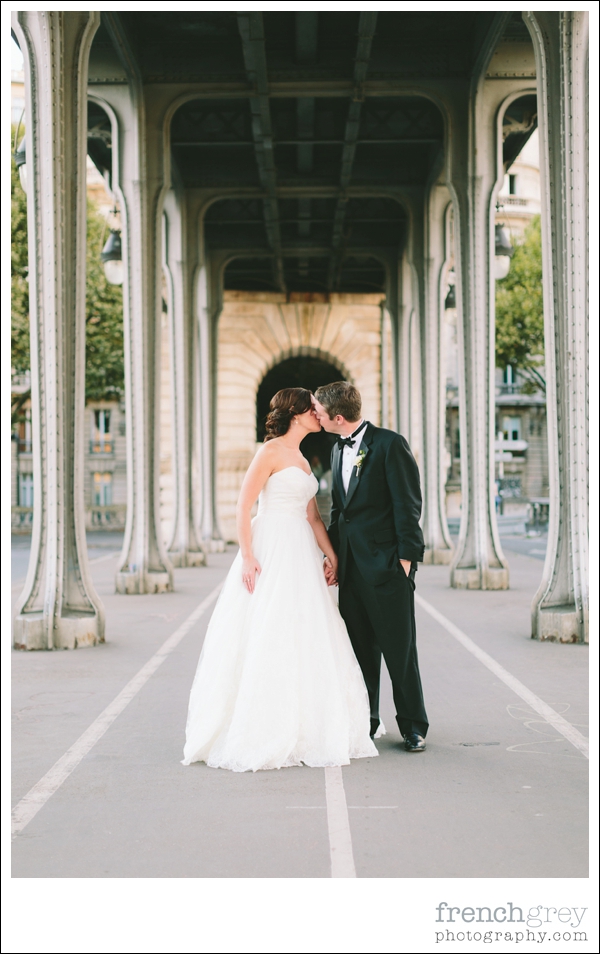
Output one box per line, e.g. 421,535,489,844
344,423,375,509
332,442,345,508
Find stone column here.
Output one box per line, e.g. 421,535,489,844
524,12,588,642
12,12,105,649
163,190,206,567
421,182,454,564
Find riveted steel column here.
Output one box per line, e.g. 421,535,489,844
524,12,589,642
421,182,454,564
12,12,105,649
163,190,206,567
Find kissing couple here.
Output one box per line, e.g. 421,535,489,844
182,381,428,772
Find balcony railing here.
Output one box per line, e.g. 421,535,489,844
86,504,127,530
17,440,32,454
495,438,528,462
89,438,114,455
11,507,34,533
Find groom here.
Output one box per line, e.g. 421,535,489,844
313,382,428,752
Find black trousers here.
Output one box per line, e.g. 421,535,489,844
339,548,428,738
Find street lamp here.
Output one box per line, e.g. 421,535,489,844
14,136,27,192
494,223,514,280
101,229,123,285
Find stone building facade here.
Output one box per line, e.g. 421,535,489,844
214,291,386,540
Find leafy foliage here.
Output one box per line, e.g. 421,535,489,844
10,138,124,412
495,215,545,393
11,153,29,377
84,202,124,402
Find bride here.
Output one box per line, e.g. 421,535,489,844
182,387,378,772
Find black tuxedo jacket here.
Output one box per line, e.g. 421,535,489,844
328,422,425,587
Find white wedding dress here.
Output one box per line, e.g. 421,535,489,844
182,466,378,772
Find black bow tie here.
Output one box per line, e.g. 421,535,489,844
337,422,366,451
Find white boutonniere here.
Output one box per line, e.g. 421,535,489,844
355,449,367,475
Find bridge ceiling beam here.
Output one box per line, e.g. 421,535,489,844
92,11,529,292
237,12,286,293
294,11,318,253
328,12,378,290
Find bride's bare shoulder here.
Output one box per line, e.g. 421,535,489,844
253,439,282,469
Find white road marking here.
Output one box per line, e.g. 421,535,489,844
415,593,589,759
11,581,223,838
324,766,356,878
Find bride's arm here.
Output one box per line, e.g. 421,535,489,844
306,498,338,583
236,445,276,593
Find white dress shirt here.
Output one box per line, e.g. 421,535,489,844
340,420,367,493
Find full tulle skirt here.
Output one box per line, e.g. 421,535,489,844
182,507,378,772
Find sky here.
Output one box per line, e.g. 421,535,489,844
11,35,23,71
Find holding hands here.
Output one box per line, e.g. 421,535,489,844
323,555,338,587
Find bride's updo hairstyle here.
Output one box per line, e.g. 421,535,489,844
263,387,313,441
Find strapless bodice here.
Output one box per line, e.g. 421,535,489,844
256,466,318,517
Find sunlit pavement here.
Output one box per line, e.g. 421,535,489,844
11,539,587,878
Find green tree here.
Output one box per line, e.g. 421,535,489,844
495,214,545,393
11,152,29,373
84,202,124,402
11,139,124,419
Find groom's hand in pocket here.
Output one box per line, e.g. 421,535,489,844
399,559,411,577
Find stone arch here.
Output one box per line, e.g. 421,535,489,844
216,290,384,540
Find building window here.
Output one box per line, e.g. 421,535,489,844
453,427,460,460
93,472,113,506
18,410,32,454
18,473,34,508
91,409,113,453
502,416,521,442
509,174,518,195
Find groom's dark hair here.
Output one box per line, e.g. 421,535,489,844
315,381,362,422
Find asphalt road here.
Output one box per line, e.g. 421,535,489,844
11,543,587,879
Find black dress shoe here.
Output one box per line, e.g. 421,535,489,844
403,732,426,752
